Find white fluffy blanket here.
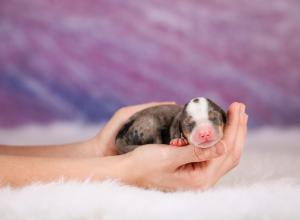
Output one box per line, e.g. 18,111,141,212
0,124,299,220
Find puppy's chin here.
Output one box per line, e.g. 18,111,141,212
191,139,220,149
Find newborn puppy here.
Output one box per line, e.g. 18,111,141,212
115,97,227,154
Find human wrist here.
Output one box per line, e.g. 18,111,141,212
108,151,145,188
115,153,140,186
95,153,138,186
85,136,104,157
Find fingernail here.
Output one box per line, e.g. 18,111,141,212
240,103,245,113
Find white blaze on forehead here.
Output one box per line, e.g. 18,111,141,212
186,97,209,121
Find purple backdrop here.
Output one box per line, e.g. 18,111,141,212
0,0,300,128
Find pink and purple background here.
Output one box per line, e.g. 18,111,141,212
1,0,300,129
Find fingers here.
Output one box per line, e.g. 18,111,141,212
135,101,177,108
115,101,177,122
222,102,241,148
232,103,247,157
212,103,248,177
224,110,248,168
202,102,247,174
170,142,226,166
235,109,248,152
112,101,177,131
169,102,248,191
98,101,176,157
169,102,245,168
130,102,177,114
112,101,177,134
124,101,176,113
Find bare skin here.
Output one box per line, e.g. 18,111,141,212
0,102,248,191
0,141,99,158
0,102,176,158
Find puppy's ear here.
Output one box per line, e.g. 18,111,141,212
170,112,182,139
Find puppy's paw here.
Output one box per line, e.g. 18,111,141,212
170,138,188,147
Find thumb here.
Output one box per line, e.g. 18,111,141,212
169,141,226,166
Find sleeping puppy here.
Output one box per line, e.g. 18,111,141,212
115,97,227,154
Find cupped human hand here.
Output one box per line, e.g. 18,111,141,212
202,102,248,187
118,102,248,191
120,142,226,191
92,102,176,156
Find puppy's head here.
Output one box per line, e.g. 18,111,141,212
171,97,227,148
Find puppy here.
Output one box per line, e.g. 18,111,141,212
115,97,227,154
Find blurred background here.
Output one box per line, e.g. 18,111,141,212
0,0,300,145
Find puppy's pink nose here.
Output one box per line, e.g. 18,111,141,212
198,130,213,142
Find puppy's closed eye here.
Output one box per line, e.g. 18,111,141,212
209,111,219,121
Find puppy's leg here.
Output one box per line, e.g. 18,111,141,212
170,138,188,147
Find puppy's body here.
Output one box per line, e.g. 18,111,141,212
116,105,182,154
116,97,226,154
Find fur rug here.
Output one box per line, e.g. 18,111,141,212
0,124,299,220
